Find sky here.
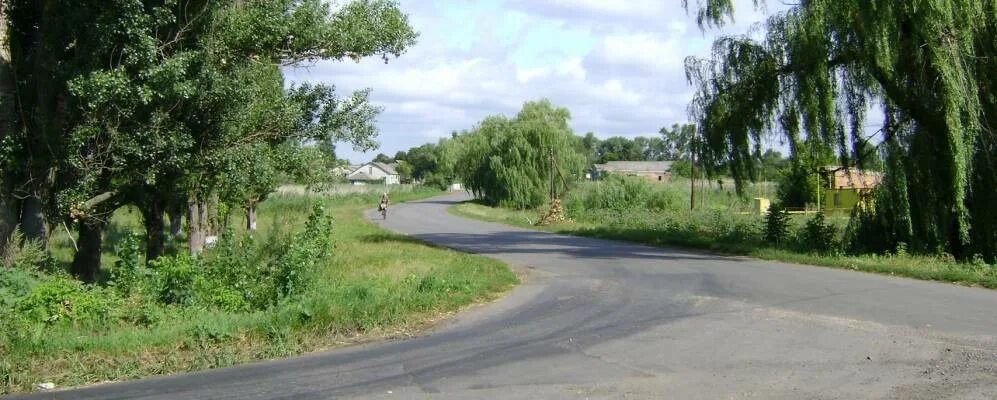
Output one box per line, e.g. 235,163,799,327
287,0,789,163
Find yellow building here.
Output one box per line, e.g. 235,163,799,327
820,167,882,212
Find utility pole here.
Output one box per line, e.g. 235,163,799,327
549,149,556,201
690,126,696,210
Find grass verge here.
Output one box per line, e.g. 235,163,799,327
1,189,517,394
450,201,997,289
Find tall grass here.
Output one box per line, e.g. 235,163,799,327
452,176,996,288
1,187,516,394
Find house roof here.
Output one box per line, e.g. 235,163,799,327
347,171,381,181
347,162,399,178
372,162,399,175
594,161,674,173
821,166,882,189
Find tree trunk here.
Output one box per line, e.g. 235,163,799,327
20,194,48,243
187,199,205,254
0,193,17,252
246,202,257,232
198,201,208,237
71,219,105,283
141,199,165,262
167,199,183,238
0,7,16,250
207,194,219,235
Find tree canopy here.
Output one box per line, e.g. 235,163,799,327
0,0,417,279
448,100,587,209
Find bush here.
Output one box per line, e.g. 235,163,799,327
144,202,337,311
110,233,153,297
151,253,199,307
13,277,121,325
647,189,682,212
798,212,838,254
0,267,43,310
269,203,333,301
1,228,48,271
765,203,791,245
585,176,653,211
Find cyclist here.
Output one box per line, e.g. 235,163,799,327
378,192,389,219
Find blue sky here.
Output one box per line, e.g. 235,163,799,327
287,0,787,163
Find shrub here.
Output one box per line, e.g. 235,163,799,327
843,193,896,255
110,233,153,296
647,189,682,212
194,202,334,310
151,253,199,307
1,228,48,271
569,176,653,213
13,277,121,325
270,203,333,301
0,267,43,310
798,212,838,254
765,203,791,245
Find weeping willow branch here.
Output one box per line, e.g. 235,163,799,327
686,0,997,260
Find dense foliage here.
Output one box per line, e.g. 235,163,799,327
687,0,997,261
0,190,516,394
0,0,417,279
448,100,587,209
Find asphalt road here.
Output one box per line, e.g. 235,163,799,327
16,193,997,399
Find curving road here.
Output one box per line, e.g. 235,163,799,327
17,194,997,399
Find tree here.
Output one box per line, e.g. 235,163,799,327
757,149,789,182
373,153,392,163
659,124,696,161
0,4,18,252
394,160,413,183
1,0,418,279
596,137,643,163
686,0,997,260
454,100,587,209
581,132,600,163
853,140,884,172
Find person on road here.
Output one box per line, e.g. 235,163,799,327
378,192,389,219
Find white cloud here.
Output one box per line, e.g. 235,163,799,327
288,0,788,162
527,0,670,18
516,67,549,83
592,32,684,73
555,57,586,80
598,79,643,105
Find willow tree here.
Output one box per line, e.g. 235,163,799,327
686,0,997,260
454,100,587,209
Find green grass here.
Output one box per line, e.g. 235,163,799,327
451,179,996,289
1,187,517,394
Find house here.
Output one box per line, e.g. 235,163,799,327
347,162,400,185
332,164,361,178
593,161,674,183
820,166,883,211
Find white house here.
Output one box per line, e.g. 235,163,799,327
347,162,400,185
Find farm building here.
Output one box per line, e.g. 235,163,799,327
347,162,400,185
594,161,674,183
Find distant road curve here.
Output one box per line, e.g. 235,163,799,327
16,193,997,399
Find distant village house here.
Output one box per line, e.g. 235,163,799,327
346,162,400,185
593,161,674,183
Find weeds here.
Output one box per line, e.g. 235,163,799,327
452,179,995,289
0,188,517,394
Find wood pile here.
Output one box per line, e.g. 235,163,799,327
537,198,566,226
